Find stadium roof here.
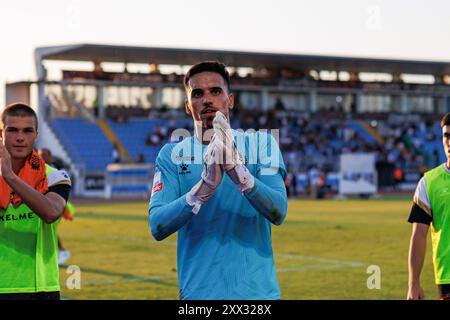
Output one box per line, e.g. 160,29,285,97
35,43,450,77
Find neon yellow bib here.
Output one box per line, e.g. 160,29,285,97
0,165,60,293
425,165,450,284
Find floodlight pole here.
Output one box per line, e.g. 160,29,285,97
35,50,47,145
97,83,105,119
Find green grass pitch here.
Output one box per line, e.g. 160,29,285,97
58,198,436,300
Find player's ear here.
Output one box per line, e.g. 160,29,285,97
185,99,191,116
228,93,234,110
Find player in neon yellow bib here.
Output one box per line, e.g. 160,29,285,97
0,103,71,300
407,112,450,300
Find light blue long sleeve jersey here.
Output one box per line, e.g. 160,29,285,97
148,129,288,300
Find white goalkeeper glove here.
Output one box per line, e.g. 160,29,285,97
186,135,223,214
213,111,255,194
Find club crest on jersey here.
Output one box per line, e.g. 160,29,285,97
178,163,191,175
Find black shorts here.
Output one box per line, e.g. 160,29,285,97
0,291,60,300
438,284,450,300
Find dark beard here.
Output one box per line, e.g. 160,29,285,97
203,116,214,129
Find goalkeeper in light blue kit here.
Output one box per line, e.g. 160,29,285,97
148,61,288,300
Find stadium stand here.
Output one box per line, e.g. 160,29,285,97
5,44,450,197
48,105,445,196
51,118,113,172
107,118,169,163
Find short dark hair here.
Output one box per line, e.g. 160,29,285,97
1,103,38,130
441,113,450,128
184,61,231,92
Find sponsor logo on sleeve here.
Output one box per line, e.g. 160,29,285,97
151,171,163,196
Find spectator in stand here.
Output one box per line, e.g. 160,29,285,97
147,63,163,82
93,60,107,80
274,97,285,111
145,132,161,146
136,153,146,163
393,167,404,188
112,144,121,163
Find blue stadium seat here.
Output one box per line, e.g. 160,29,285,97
346,121,376,144
107,118,167,163
51,118,113,172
